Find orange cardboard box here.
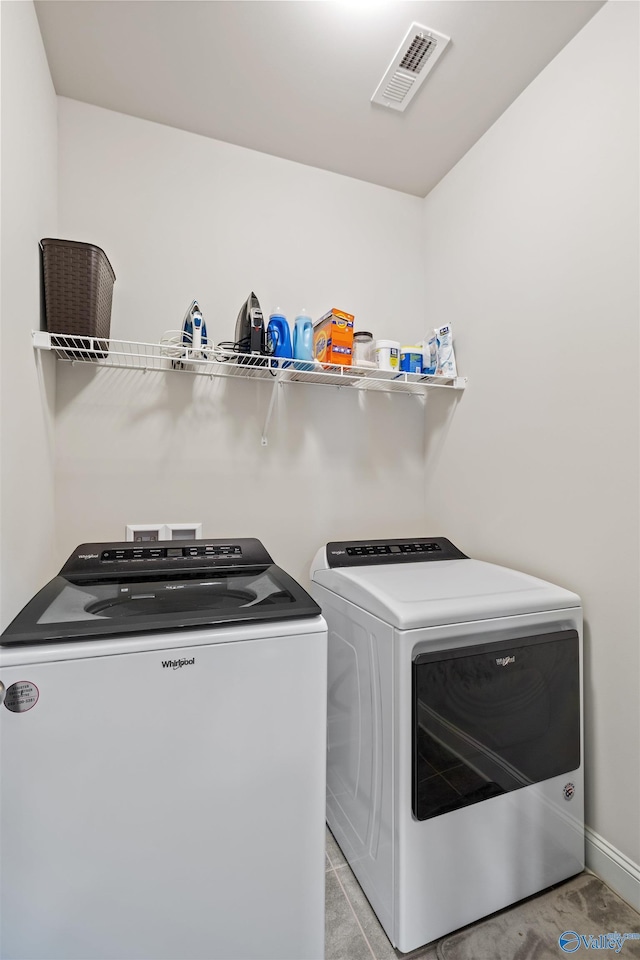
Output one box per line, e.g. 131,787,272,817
313,309,354,365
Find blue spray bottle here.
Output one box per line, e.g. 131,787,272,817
293,309,314,370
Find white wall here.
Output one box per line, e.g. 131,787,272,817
421,0,639,894
0,0,57,628
55,100,432,585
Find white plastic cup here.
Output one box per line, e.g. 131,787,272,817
375,339,401,371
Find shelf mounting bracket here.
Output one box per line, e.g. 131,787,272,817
261,379,281,446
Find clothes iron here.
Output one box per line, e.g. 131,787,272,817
235,291,265,355
181,300,208,359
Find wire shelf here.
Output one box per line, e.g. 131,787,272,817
32,331,467,395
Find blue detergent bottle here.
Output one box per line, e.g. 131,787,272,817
267,309,292,359
293,309,314,369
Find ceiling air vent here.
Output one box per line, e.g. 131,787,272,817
371,23,450,112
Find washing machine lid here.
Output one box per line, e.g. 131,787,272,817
311,539,580,628
2,539,321,645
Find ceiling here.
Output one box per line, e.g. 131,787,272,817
35,0,605,198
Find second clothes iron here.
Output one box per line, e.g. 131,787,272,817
234,291,265,355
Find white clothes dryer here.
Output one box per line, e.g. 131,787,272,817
310,537,584,953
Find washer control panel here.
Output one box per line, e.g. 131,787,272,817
60,538,274,580
325,537,467,568
100,544,243,563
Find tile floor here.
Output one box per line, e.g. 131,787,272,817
325,827,438,960
324,827,640,960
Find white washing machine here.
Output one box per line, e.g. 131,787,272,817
1,539,327,960
310,537,584,953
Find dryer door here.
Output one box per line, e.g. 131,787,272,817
412,630,580,820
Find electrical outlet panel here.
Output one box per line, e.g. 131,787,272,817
166,523,203,541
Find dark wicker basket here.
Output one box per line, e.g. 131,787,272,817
40,239,115,360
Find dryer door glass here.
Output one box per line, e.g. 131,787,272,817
412,630,580,820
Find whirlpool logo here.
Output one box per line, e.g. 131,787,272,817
161,658,195,670
495,656,516,667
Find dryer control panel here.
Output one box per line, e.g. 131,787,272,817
325,537,467,568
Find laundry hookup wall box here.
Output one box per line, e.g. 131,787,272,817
126,524,203,541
